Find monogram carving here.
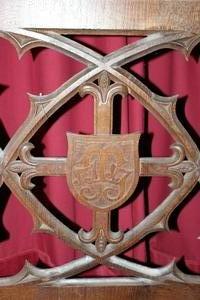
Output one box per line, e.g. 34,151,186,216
66,133,140,252
66,133,140,210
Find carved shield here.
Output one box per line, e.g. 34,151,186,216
66,133,140,211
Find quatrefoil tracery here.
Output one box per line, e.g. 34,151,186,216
0,29,199,285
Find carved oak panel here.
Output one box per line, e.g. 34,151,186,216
0,29,199,286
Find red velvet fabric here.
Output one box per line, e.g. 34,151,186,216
0,36,199,276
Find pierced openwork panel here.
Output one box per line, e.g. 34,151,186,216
0,29,199,286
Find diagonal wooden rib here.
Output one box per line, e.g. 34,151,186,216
0,29,103,66
2,253,200,286
108,66,200,161
2,66,101,166
0,256,97,286
100,169,200,260
3,168,100,258
0,255,179,286
104,32,200,66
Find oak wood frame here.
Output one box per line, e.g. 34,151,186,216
0,0,199,295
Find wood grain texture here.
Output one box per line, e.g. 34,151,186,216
0,1,200,295
0,0,200,34
1,283,200,300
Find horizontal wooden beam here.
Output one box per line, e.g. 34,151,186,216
0,0,200,34
0,283,200,300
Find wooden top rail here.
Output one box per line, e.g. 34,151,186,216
0,0,200,35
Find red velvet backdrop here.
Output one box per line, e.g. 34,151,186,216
0,36,199,276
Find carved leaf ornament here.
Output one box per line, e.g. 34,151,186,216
0,29,199,285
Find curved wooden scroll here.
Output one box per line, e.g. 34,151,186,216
0,29,199,286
